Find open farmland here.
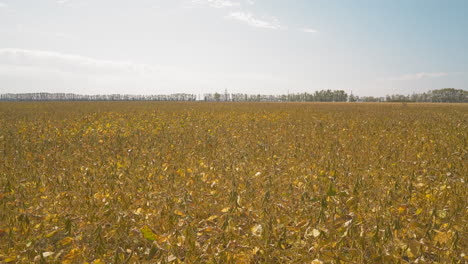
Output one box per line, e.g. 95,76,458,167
0,102,467,263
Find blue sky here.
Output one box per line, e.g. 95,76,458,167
0,0,467,96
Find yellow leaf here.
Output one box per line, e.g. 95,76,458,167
141,226,157,241
117,162,124,169
4,256,17,263
312,229,320,238
436,210,447,219
203,226,216,233
134,208,143,215
434,231,451,245
251,224,263,237
207,215,218,221
62,248,80,264
59,237,73,246
174,210,186,217
406,248,414,258
252,247,260,254
45,230,58,238
397,206,406,215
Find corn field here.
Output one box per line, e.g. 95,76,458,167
0,102,467,263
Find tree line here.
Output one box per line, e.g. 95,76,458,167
204,90,348,102
0,93,196,101
0,88,466,103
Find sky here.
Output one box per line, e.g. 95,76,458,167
0,0,467,96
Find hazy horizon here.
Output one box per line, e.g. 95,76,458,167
1,0,467,97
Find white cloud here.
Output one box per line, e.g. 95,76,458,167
301,28,318,33
0,48,158,75
191,0,241,8
227,12,282,30
0,49,195,94
387,72,450,81
0,48,281,94
190,0,283,31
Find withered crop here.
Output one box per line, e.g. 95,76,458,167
0,102,467,263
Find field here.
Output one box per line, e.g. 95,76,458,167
0,102,467,263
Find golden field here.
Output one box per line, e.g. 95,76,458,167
0,102,467,263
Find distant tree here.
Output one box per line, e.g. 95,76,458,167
431,88,468,103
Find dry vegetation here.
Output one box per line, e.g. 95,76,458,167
0,102,467,263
